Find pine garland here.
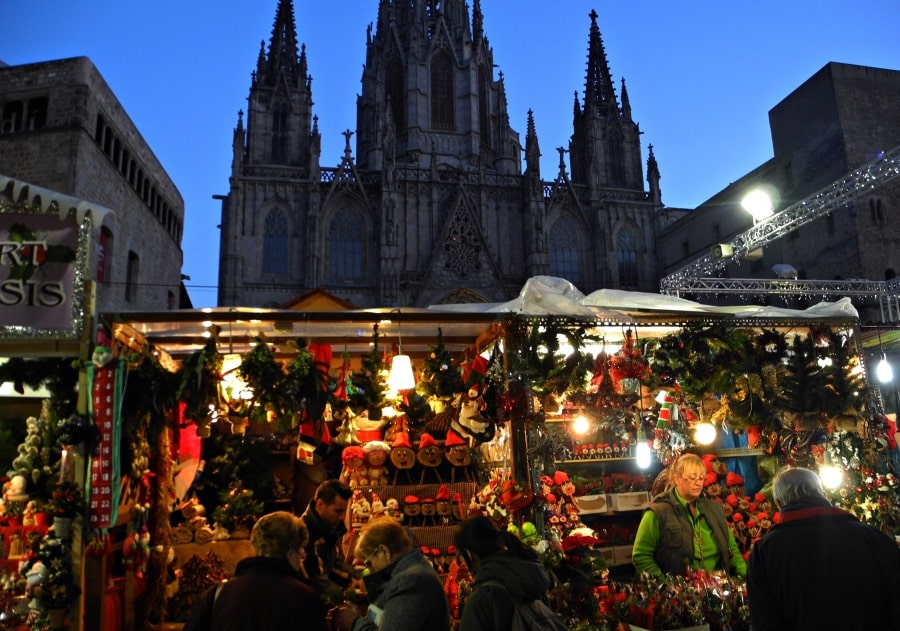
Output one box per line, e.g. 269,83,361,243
348,324,387,414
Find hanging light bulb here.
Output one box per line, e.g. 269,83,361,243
572,414,591,436
388,309,416,391
877,353,893,383
635,430,652,469
819,450,843,490
693,422,718,446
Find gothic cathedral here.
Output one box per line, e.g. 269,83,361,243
217,0,663,308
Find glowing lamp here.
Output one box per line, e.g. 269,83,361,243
693,422,717,446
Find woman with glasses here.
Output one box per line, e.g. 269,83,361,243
632,453,746,578
329,516,450,631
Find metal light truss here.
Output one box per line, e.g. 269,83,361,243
660,145,900,294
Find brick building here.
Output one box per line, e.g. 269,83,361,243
0,56,187,311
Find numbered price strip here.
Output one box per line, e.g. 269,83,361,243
87,359,124,529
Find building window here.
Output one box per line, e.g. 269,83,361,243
548,217,581,285
97,227,113,283
272,101,288,163
2,101,23,133
262,208,288,274
478,67,489,141
328,206,364,280
870,198,885,226
617,227,638,286
386,57,404,129
125,251,139,303
430,51,455,131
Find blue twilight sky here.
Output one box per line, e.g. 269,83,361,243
1,1,897,307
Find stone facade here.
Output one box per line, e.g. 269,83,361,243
218,0,664,308
658,62,900,315
0,57,186,311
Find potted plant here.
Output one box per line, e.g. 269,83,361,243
212,486,264,538
48,479,83,539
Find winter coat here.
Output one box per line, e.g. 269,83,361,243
747,497,900,631
301,500,351,601
184,555,327,631
352,548,450,631
459,550,552,631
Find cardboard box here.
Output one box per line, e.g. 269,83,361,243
576,493,609,514
608,491,650,511
613,544,634,566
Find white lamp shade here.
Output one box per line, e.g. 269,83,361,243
389,355,416,391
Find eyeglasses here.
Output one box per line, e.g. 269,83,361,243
679,473,704,483
363,545,383,568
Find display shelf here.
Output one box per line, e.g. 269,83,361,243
714,447,764,457
558,457,638,464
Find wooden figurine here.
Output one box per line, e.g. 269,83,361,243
416,433,444,484
402,495,421,526
435,485,453,525
444,430,473,482
420,498,437,526
390,432,416,485
339,445,368,489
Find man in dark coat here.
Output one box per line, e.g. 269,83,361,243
184,511,326,631
300,478,353,605
747,466,900,631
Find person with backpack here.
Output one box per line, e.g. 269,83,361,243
454,516,568,631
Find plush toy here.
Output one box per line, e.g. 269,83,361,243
369,492,385,521
390,432,416,484
363,441,391,486
454,385,493,443
416,433,444,483
349,489,371,530
339,445,368,489
384,498,403,522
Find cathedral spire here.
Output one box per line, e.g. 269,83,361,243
583,9,618,114
261,0,302,85
620,77,632,120
525,109,541,172
472,0,484,42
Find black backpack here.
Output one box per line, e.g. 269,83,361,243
479,580,570,631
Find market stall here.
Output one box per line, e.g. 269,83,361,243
3,276,898,630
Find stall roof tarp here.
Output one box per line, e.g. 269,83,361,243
105,277,862,363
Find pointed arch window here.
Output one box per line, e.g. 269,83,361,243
609,128,625,186
262,208,289,274
272,101,289,163
478,67,490,141
431,51,455,131
617,227,638,286
386,57,404,129
329,206,364,280
548,216,581,285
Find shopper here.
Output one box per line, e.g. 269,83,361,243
453,515,559,631
300,478,354,605
329,516,450,631
632,453,746,578
184,511,326,630
747,466,900,630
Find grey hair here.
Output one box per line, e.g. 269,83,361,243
772,467,826,508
